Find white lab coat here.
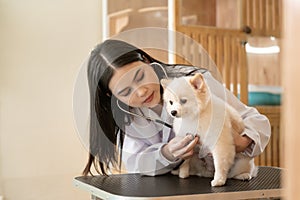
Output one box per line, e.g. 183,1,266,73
121,70,271,176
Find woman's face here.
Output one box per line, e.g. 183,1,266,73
108,61,161,108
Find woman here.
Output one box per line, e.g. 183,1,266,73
82,39,271,176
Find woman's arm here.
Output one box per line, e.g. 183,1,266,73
122,133,182,176
122,125,199,176
204,72,271,157
122,120,186,176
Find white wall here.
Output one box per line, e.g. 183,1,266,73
0,0,102,199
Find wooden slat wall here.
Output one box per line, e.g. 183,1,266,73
174,0,281,167
175,25,281,167
175,25,249,105
243,0,282,37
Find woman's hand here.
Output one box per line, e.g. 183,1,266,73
233,133,253,153
161,135,199,162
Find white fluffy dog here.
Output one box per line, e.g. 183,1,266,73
161,73,257,187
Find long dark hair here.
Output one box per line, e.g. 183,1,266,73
83,39,169,175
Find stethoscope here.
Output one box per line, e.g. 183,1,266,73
116,62,173,129
116,100,173,128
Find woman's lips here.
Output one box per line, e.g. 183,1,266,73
143,92,154,103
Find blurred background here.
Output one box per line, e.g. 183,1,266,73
0,0,101,199
0,0,299,199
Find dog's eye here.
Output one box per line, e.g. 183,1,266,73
169,100,173,105
180,98,187,104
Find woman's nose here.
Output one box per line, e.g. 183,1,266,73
135,86,147,97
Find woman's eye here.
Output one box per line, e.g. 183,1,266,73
121,88,132,96
136,72,144,82
180,98,187,104
169,100,173,105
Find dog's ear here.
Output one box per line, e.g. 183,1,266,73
160,79,172,89
189,73,206,92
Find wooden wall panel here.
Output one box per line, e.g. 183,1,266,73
242,0,282,37
174,25,248,104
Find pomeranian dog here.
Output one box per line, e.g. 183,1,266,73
161,73,257,187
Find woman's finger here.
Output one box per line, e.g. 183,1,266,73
180,134,195,147
181,150,194,160
185,136,199,152
170,135,194,152
173,137,198,158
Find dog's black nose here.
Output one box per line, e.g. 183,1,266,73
171,110,177,116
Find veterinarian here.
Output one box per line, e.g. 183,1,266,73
82,39,271,176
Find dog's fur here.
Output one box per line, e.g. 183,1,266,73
161,73,257,187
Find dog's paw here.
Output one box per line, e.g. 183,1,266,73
171,169,179,175
179,171,190,178
211,178,226,187
233,173,252,181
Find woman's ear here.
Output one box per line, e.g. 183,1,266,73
141,54,150,63
160,79,172,89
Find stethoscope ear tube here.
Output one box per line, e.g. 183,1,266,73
117,100,172,128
